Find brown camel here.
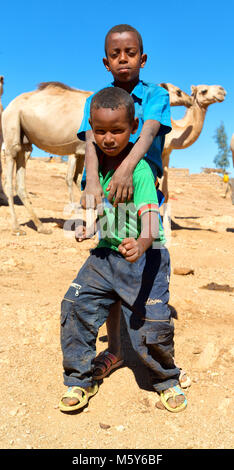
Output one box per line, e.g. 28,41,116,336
161,84,227,200
2,81,192,233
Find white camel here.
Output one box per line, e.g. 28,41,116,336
2,81,192,234
161,84,227,200
2,82,92,234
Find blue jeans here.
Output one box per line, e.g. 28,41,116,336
60,247,180,392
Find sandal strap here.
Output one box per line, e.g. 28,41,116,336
162,386,185,402
94,351,118,371
62,386,87,401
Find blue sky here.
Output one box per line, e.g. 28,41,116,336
1,0,233,175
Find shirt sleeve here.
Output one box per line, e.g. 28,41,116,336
133,163,160,217
143,86,171,136
77,94,93,141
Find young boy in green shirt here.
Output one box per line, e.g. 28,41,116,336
59,87,187,413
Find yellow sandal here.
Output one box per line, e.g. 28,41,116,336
59,382,98,412
160,386,187,413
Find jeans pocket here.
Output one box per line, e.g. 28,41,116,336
146,319,174,346
61,298,73,326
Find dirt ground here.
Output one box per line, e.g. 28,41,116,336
0,158,233,450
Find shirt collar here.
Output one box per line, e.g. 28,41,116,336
110,80,144,101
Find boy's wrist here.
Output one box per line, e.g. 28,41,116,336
119,154,136,173
137,235,154,255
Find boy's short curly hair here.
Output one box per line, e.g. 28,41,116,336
104,24,143,56
90,87,135,124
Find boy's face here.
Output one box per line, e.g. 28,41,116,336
103,31,147,84
90,106,138,157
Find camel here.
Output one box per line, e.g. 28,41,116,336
161,84,227,200
230,134,234,167
0,75,8,204
2,81,192,234
2,82,93,234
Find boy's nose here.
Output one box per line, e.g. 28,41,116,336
119,51,128,62
104,132,115,146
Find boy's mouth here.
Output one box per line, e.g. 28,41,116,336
118,67,130,73
103,147,117,153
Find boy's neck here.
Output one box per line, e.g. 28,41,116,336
99,143,134,175
113,77,140,94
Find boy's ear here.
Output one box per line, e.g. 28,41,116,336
103,57,110,72
140,53,147,69
131,117,139,134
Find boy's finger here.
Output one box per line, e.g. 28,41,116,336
125,254,138,263
124,247,137,257
84,193,96,209
107,185,116,202
96,198,104,215
118,244,127,255
120,187,128,203
127,186,134,201
113,186,123,206
121,237,136,246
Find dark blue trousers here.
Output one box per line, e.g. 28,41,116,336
60,247,180,392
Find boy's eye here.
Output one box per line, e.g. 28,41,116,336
110,51,119,58
112,129,124,134
95,130,105,135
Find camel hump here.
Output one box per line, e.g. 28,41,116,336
37,81,91,95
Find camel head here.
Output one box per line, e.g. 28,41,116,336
160,83,193,107
191,84,226,107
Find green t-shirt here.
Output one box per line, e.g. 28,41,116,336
97,159,166,252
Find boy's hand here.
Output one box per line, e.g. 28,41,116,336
75,220,96,242
118,238,143,263
75,223,87,242
107,163,133,206
80,182,104,212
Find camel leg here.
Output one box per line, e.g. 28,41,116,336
15,150,52,234
66,154,77,203
73,154,85,193
0,149,8,205
161,149,171,203
4,154,25,234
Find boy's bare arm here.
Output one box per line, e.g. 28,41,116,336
118,211,159,262
80,130,104,209
107,120,161,206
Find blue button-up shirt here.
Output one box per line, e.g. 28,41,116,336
77,80,172,179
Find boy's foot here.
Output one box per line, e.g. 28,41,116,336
93,350,124,380
179,369,191,388
156,385,187,413
59,383,98,412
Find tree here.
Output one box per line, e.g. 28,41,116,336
213,122,231,173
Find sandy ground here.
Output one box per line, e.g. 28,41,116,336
0,158,233,451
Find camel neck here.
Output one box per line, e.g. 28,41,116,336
169,99,208,149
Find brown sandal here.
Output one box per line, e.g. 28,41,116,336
93,351,124,380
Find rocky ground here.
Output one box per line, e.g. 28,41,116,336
0,158,233,452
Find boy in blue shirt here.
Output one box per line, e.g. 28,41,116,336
77,24,190,391
59,87,187,413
